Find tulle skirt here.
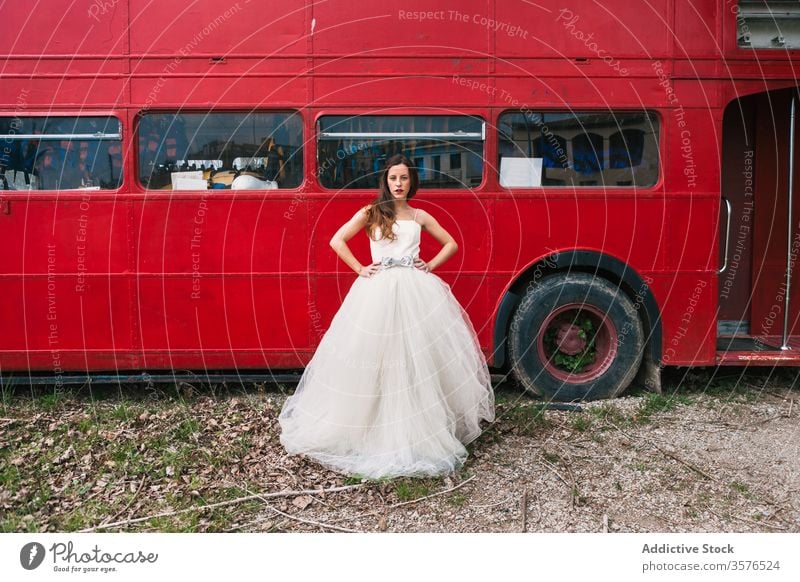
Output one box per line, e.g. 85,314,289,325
278,266,495,479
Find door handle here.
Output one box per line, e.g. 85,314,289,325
717,197,732,275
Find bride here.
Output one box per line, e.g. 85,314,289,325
278,154,495,479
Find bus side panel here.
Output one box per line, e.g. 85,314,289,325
0,0,129,55
662,99,722,196
0,79,130,108
667,197,719,272
673,0,723,58
131,197,309,365
492,197,667,275
129,0,306,56
312,0,489,57
0,198,133,370
495,0,671,59
129,77,309,108
647,274,717,365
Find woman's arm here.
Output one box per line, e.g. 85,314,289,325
329,207,379,277
416,209,458,272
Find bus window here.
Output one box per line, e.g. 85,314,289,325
137,112,303,190
317,115,484,189
736,1,800,49
0,116,122,191
498,111,659,188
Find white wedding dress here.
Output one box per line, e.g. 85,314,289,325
278,214,495,478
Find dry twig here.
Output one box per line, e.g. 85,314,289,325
101,475,147,526
387,475,476,509
80,483,365,532
254,496,360,533
521,490,528,532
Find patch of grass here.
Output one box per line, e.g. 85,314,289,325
109,441,140,470
111,403,134,421
448,493,467,508
542,450,561,464
1,514,40,533
344,475,367,485
571,414,592,432
160,445,197,479
37,390,67,410
142,513,201,533
393,479,432,502
589,402,627,427
730,480,755,500
76,417,94,433
633,392,693,425
499,401,549,436
172,418,201,440
0,454,22,494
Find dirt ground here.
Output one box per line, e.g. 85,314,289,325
240,368,800,533
2,367,799,533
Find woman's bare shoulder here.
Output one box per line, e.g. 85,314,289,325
351,204,371,223
413,207,437,225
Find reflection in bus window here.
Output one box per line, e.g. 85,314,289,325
609,129,645,168
498,111,659,188
0,116,122,190
572,133,604,174
317,115,484,189
137,112,303,190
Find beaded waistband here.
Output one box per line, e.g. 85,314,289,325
380,255,415,268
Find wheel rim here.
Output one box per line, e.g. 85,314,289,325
536,303,618,383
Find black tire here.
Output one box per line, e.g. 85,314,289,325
508,273,644,401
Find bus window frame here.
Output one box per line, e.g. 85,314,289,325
0,111,125,194
134,108,306,193
312,109,489,193
494,108,663,192
726,1,800,55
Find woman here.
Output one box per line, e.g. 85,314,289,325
278,154,495,479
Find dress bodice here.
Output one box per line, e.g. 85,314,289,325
370,220,421,264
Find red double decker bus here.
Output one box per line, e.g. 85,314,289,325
1,0,799,400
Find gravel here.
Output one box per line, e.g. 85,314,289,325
253,376,800,533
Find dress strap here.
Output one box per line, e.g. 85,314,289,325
413,208,419,222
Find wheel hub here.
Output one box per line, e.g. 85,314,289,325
555,323,587,355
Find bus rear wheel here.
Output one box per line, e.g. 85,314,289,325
508,273,644,401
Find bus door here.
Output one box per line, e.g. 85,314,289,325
719,88,800,350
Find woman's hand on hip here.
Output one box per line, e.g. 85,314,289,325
358,263,381,278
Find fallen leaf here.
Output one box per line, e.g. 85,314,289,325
292,495,313,510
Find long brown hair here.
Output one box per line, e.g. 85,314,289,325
365,154,419,241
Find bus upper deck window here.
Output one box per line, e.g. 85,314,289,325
317,115,485,190
0,116,122,191
137,111,303,190
497,111,659,188
736,1,800,49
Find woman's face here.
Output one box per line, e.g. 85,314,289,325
386,163,411,201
